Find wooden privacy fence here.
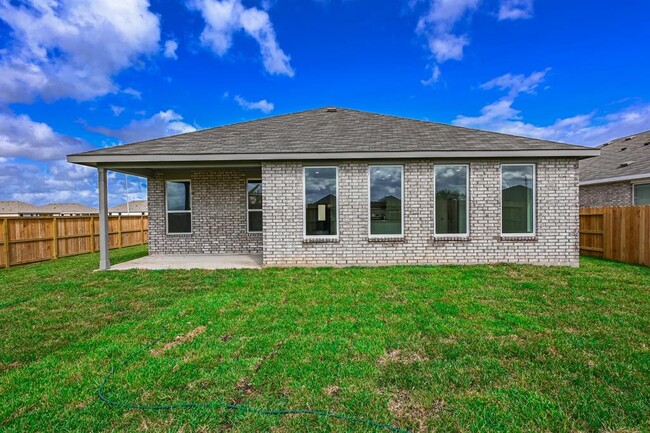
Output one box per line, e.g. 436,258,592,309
580,206,650,267
0,215,148,268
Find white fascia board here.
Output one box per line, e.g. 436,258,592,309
580,173,650,186
68,149,600,165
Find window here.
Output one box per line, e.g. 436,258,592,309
304,167,338,236
435,165,468,235
166,180,191,233
369,166,403,236
634,183,650,205
247,179,263,232
501,164,535,235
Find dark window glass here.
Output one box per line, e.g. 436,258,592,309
634,184,650,205
167,213,191,234
435,165,468,235
248,211,263,232
502,165,535,234
247,180,263,232
166,181,191,233
370,166,402,235
305,167,337,236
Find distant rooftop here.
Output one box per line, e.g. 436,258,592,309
580,130,650,184
109,200,148,214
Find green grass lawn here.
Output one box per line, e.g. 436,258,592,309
1,246,649,432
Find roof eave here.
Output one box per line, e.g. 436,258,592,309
579,172,650,186
68,148,600,166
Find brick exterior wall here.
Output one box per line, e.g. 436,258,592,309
579,182,633,208
262,159,580,267
148,169,262,255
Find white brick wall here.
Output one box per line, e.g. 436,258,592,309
148,169,262,255
579,182,632,207
262,159,580,267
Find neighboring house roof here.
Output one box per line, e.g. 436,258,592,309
38,203,98,214
109,200,148,214
0,201,41,215
580,130,650,185
68,107,598,170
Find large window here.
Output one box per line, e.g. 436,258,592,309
501,164,535,235
304,167,338,237
166,180,191,233
369,166,403,236
634,183,650,205
247,179,263,232
435,165,468,235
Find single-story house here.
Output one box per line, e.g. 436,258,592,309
580,130,650,207
109,200,148,216
67,107,598,270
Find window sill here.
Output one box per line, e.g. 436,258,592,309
368,236,405,243
166,232,193,236
303,237,339,244
432,235,470,242
497,235,537,242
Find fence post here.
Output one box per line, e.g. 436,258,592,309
2,218,9,268
89,216,95,252
117,215,122,249
52,217,59,259
140,214,145,245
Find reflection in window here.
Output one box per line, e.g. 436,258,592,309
502,165,535,234
435,165,468,235
247,179,263,232
305,168,337,236
370,166,403,236
166,181,191,233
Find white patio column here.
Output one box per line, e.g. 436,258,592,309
97,167,110,270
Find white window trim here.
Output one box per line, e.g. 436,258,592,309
500,163,536,237
368,165,405,238
165,179,192,235
433,164,470,237
632,182,650,205
246,178,263,233
303,166,339,239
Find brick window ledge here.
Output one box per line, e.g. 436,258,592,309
367,236,405,243
497,235,538,242
432,235,471,242
303,237,340,244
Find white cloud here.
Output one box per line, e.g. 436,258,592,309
421,65,441,85
164,39,179,59
0,0,161,103
0,112,90,160
122,87,143,99
498,0,534,20
454,69,650,146
234,95,274,113
88,110,197,143
110,105,125,116
416,0,479,63
190,0,294,77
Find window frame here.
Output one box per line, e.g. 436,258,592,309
500,163,536,237
246,178,263,233
632,182,650,205
433,163,470,237
303,166,339,239
368,164,405,238
165,179,192,235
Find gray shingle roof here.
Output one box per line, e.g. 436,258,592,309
0,201,41,215
71,107,593,159
38,203,98,214
580,130,650,183
109,200,148,214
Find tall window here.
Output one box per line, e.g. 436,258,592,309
304,167,338,236
247,179,263,232
634,184,650,205
369,166,403,236
166,180,191,233
435,165,468,235
501,164,535,235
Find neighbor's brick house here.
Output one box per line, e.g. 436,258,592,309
68,107,598,269
579,130,650,207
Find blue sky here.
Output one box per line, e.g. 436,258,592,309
1,0,649,207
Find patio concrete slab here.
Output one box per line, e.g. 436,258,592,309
110,254,262,270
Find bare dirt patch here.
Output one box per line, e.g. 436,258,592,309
150,326,206,357
387,390,445,433
377,349,429,366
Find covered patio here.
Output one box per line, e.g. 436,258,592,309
110,253,263,270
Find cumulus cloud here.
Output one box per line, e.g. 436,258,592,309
498,0,534,20
0,112,90,160
190,0,294,77
416,0,479,63
453,69,650,145
88,110,197,143
0,0,161,103
421,65,441,85
164,39,179,59
234,95,274,113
